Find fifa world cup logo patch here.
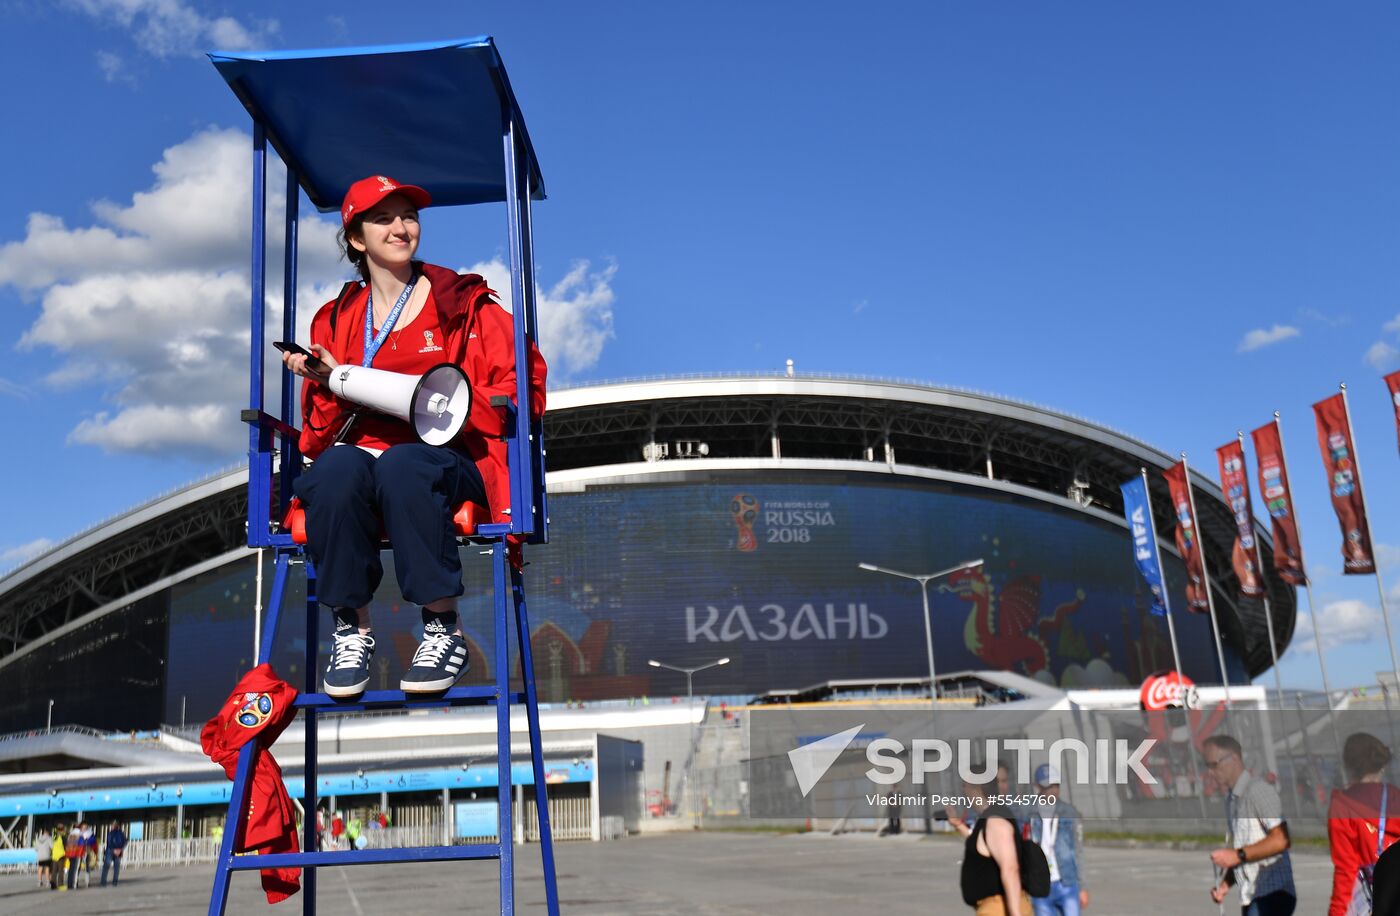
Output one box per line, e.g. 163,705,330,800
731,493,759,552
236,692,274,729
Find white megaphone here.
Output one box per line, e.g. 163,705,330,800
326,363,472,446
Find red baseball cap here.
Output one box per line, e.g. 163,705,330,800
340,175,432,227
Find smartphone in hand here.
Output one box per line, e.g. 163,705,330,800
273,340,328,373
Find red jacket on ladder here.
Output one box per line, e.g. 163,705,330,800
201,664,301,904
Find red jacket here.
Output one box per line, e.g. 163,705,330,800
201,665,300,905
298,263,548,535
1328,781,1400,916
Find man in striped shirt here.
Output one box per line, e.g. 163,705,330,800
1205,734,1296,915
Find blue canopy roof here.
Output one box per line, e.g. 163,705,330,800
209,37,545,212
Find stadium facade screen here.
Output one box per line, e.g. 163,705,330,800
163,470,1244,722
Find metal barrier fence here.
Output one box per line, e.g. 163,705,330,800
118,836,223,869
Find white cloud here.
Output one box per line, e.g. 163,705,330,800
70,404,229,454
0,538,55,573
463,258,616,378
64,0,276,59
2,128,344,459
1366,340,1400,372
2,128,617,459
1298,307,1349,328
1292,599,1387,654
0,378,30,399
1237,324,1301,353
95,50,133,84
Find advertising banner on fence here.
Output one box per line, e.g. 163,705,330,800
1162,462,1210,612
1312,393,1376,574
1249,421,1306,586
1216,440,1265,598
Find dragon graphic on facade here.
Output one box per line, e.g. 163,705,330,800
943,566,1086,679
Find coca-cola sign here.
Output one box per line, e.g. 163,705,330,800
1140,670,1198,711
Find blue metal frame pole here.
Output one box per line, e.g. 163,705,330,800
492,543,514,913
511,565,559,915
302,555,320,913
247,125,271,548
502,119,532,539
279,169,300,513
208,550,292,914
517,148,547,544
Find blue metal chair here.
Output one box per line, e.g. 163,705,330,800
205,37,558,915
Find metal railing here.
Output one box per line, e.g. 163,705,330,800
0,724,108,745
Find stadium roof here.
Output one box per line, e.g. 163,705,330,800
0,373,1294,678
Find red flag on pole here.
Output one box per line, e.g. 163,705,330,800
1313,393,1376,574
1385,370,1400,455
1250,421,1307,586
1216,440,1266,598
1162,462,1210,612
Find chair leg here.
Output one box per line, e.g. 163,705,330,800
302,556,320,913
512,564,560,915
492,542,514,915
209,552,295,915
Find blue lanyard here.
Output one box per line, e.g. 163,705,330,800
1380,784,1389,859
362,277,417,367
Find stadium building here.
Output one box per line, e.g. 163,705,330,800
1,373,1294,736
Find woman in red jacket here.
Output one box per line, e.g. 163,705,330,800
283,175,545,699
1328,731,1400,915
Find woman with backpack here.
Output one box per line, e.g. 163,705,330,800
1328,732,1400,915
961,780,1050,915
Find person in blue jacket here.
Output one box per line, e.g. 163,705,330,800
1028,765,1088,916
100,822,127,887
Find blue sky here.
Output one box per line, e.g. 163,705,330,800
4,1,1400,691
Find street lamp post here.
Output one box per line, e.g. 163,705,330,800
648,656,730,829
858,559,983,705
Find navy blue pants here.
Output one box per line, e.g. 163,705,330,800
293,444,487,609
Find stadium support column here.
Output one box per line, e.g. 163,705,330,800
770,413,780,459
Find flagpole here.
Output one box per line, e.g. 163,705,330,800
1242,432,1288,714
1181,453,1233,708
1143,468,1187,685
1142,467,1209,819
1339,383,1400,688
1272,411,1343,770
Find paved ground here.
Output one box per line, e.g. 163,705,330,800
0,832,1334,915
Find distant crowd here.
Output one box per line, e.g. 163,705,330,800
32,820,126,892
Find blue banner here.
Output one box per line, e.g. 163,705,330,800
1120,477,1168,617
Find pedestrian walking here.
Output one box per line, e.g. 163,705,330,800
1205,734,1297,915
1327,732,1400,915
78,821,96,887
49,824,66,890
33,827,51,889
960,782,1033,916
64,822,83,890
100,821,127,887
1029,765,1088,916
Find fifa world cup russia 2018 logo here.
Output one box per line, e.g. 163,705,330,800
236,692,274,729
731,493,760,552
